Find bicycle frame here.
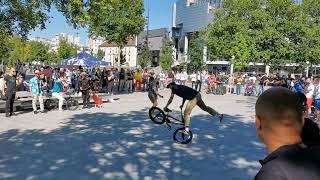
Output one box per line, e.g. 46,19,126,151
165,109,185,126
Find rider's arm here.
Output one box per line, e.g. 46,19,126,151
164,92,174,108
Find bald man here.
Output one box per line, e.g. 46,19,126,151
254,87,320,180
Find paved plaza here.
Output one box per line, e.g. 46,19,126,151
0,90,265,180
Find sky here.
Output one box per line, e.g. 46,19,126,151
29,0,176,46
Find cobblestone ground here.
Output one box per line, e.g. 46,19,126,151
0,89,265,180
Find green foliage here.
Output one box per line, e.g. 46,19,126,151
205,0,320,68
87,0,145,66
96,49,105,60
57,39,78,60
28,41,50,63
137,40,151,69
160,37,174,71
187,32,206,72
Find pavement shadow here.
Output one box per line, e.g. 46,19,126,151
0,108,265,180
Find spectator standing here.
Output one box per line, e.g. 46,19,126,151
107,70,115,95
118,68,126,92
0,72,5,99
180,71,187,86
196,71,203,92
313,78,320,123
126,69,134,93
29,70,45,114
175,72,181,84
134,69,142,91
254,87,320,180
52,76,65,111
235,75,243,95
159,71,166,89
142,70,149,91
80,72,91,109
305,78,315,118
4,68,20,117
191,72,197,89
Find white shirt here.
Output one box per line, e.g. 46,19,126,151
191,74,197,82
249,76,257,83
176,73,181,80
180,72,187,81
306,84,315,98
159,73,166,81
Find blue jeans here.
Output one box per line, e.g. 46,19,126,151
257,85,264,96
236,85,241,95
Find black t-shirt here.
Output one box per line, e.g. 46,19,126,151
171,84,199,100
119,72,125,80
127,72,133,80
4,75,16,93
255,144,320,180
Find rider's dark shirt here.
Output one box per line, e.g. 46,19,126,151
171,84,198,100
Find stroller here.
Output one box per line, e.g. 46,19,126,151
244,82,255,96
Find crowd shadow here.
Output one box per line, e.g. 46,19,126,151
0,108,265,180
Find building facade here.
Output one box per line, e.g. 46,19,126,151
87,36,105,56
172,0,219,63
137,28,169,67
99,37,138,67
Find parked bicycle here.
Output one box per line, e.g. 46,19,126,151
149,107,193,144
44,89,79,111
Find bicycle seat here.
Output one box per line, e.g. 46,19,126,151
164,108,172,112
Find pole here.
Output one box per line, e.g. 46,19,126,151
145,0,150,69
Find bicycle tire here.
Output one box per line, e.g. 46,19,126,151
148,107,166,124
173,127,193,144
45,99,58,111
66,98,79,111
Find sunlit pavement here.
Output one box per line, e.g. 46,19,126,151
0,90,265,180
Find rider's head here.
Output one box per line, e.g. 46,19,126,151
166,81,176,89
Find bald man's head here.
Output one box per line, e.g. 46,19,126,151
256,87,304,126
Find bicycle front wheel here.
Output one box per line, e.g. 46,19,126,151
173,127,193,144
148,107,166,124
66,98,79,111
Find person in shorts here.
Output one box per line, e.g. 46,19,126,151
305,78,315,118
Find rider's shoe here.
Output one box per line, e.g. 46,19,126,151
218,114,224,122
179,129,190,135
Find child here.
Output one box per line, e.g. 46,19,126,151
148,72,163,107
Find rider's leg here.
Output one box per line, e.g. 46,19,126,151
196,94,220,117
184,98,197,131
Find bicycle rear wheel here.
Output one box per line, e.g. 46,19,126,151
66,98,79,111
45,99,58,111
173,127,193,144
148,107,166,124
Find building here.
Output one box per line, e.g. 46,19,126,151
172,0,220,63
87,36,105,56
99,37,138,67
51,33,81,52
137,28,169,67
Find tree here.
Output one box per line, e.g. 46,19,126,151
160,37,174,71
137,40,151,69
57,39,78,60
28,41,50,64
96,49,105,60
205,0,320,69
187,32,206,72
87,0,145,66
7,36,29,66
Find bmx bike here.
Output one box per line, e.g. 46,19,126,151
44,89,79,111
148,107,193,144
